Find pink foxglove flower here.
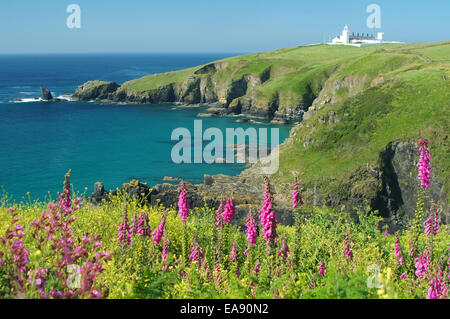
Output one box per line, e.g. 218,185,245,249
222,198,235,223
278,237,290,259
178,183,189,223
415,249,430,279
230,242,237,262
245,210,257,246
344,231,353,262
253,263,260,277
136,212,151,237
318,262,325,276
426,205,439,237
394,235,403,265
189,237,204,264
292,177,303,209
427,277,447,299
117,206,131,245
216,201,223,229
152,213,167,245
417,139,431,189
259,180,278,247
162,236,168,263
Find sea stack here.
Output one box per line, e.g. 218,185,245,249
41,87,53,100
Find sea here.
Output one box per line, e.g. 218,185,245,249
0,53,291,202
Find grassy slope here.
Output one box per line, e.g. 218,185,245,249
121,42,449,200
269,42,450,201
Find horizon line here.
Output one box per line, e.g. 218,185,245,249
1,40,449,56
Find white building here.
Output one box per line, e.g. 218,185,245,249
330,25,385,47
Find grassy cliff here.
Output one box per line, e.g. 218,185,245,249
74,41,450,219
241,42,449,219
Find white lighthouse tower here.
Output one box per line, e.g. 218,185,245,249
331,25,350,45
342,24,350,44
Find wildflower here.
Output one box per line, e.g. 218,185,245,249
318,262,325,276
91,290,101,299
417,139,431,189
178,183,189,223
415,249,430,280
427,277,447,299
152,213,167,245
130,212,138,236
118,205,131,245
222,198,235,224
278,237,290,259
139,211,151,237
409,236,415,258
344,231,353,262
230,242,237,262
189,237,204,264
236,263,241,278
28,268,48,295
245,209,257,246
400,272,407,280
253,263,260,276
250,281,256,298
162,236,169,263
425,205,439,237
259,179,278,247
394,235,403,265
292,177,303,209
162,235,169,271
215,201,223,229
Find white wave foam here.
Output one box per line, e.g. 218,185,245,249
56,95,73,101
11,98,43,103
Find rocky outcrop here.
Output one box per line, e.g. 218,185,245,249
41,87,53,100
376,141,448,229
90,182,109,204
73,80,120,101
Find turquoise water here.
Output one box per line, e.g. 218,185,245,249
0,54,291,201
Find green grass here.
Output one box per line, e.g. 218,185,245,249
272,62,450,199
121,67,197,91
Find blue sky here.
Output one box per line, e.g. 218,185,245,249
0,0,449,53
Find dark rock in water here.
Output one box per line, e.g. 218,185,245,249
38,87,66,102
41,87,53,100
